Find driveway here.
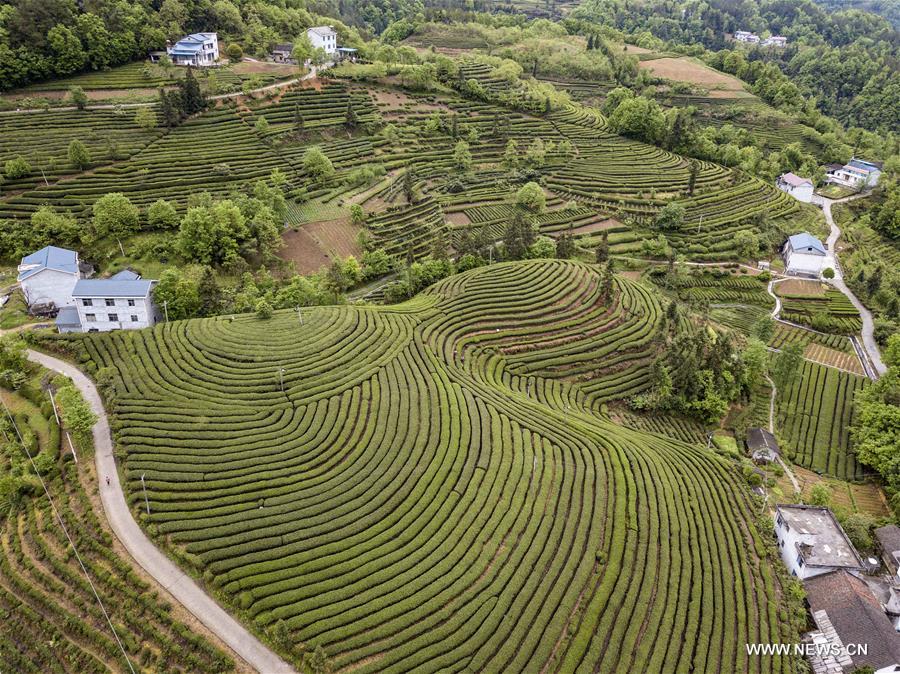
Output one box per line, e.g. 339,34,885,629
820,195,887,376
26,349,295,674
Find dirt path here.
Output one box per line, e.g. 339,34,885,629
25,349,295,674
764,372,800,494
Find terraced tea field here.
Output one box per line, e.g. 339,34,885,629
70,260,797,672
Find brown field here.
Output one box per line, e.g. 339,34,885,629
774,466,890,518
232,61,298,77
637,57,747,91
280,228,331,275
803,343,864,375
621,44,654,54
570,217,623,236
304,217,363,259
776,279,827,296
446,211,472,226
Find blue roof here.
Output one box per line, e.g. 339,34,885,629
56,306,81,327
18,246,79,281
72,279,154,298
788,232,825,254
847,158,880,172
110,270,141,281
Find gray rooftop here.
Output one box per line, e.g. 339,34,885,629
788,232,826,255
776,505,864,570
18,246,79,281
875,525,900,554
72,279,154,298
55,306,81,327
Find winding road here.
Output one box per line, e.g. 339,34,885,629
26,349,295,674
819,195,887,376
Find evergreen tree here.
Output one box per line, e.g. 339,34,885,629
687,160,699,196
179,67,205,115
345,100,358,129
294,104,304,135
159,89,180,128
595,230,609,263
587,34,594,50
197,266,221,317
402,167,415,204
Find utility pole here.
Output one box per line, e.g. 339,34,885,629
278,366,285,393
163,300,169,322
297,307,303,325
696,214,703,234
140,474,150,514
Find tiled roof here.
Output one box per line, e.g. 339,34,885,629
780,172,812,187
55,306,81,328
876,525,900,554
805,570,900,671
110,270,140,281
746,427,779,454
308,25,336,37
776,505,863,569
72,279,154,298
17,246,79,281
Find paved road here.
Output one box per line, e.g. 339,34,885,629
26,349,295,674
820,195,887,376
0,65,318,115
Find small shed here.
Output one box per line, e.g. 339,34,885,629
271,43,294,63
875,524,900,580
746,427,780,464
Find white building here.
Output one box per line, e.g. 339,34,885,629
783,232,827,278
59,272,158,333
734,30,760,43
17,246,81,310
762,35,787,47
827,157,882,189
167,32,219,66
777,172,815,203
307,26,337,56
774,505,864,580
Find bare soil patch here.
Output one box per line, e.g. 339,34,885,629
280,228,332,274
232,61,298,77
776,279,827,297
617,271,644,281
638,57,746,90
570,217,623,236
446,211,472,226
368,87,448,113
305,217,363,259
803,343,864,375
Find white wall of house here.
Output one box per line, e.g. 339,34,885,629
785,251,826,277
775,516,835,579
75,295,156,332
307,28,337,55
21,269,79,308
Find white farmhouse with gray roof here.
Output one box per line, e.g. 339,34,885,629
783,232,827,278
776,172,814,203
774,505,864,579
59,271,159,333
307,25,337,55
17,246,82,310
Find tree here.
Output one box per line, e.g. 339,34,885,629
293,104,304,135
808,483,832,506
197,266,221,316
687,160,699,196
402,167,416,204
742,338,769,390
608,97,667,145
595,231,609,263
4,156,32,179
350,204,366,226
734,230,760,259
654,202,685,231
54,381,97,447
291,34,314,65
134,106,157,130
153,269,200,320
752,315,775,342
255,298,273,319
147,198,179,229
822,267,835,279
178,67,204,115
525,138,546,167
556,229,576,259
529,235,556,259
772,342,804,389
304,644,333,674
68,139,91,170
69,86,87,111
159,89,181,128
255,116,269,135
453,140,472,172
502,139,519,170
91,193,139,241
302,147,334,183
345,100,358,129
177,200,248,265
226,43,243,63
516,182,546,213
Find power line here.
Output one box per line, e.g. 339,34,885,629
1,400,135,673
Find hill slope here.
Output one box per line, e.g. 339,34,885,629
62,260,799,672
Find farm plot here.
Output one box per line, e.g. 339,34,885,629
779,290,862,334
72,259,795,673
0,382,232,672
776,359,870,480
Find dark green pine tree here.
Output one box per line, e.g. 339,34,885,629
179,67,205,115
294,104,304,134
587,34,595,50
345,99,358,129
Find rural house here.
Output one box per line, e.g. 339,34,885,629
59,272,158,333
17,246,81,311
762,35,787,47
734,30,760,43
167,33,219,66
783,232,827,278
827,157,883,189
307,26,337,56
746,427,780,464
876,525,900,582
803,570,900,674
776,172,814,203
271,43,294,63
774,505,864,579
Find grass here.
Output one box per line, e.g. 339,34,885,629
0,290,34,329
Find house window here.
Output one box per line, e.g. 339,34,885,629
128,299,136,307
796,555,804,568
130,315,138,322
108,313,118,322
105,299,115,306
85,313,96,322
82,299,93,307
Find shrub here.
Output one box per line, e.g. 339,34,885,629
68,139,91,169
4,156,32,179
822,267,835,279
516,182,546,213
